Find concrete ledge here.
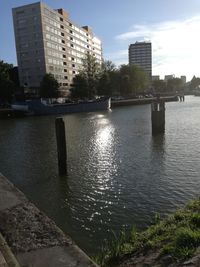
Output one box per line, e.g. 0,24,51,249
0,174,99,267
0,232,20,267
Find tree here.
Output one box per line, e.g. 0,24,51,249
101,60,116,73
190,76,200,91
0,60,13,81
152,80,166,93
166,78,183,92
9,66,20,87
97,60,117,96
109,69,121,96
119,64,149,96
39,73,59,98
72,54,101,99
71,74,89,98
0,60,15,103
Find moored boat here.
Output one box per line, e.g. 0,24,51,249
12,97,111,116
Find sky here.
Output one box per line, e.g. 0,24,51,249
1,0,200,81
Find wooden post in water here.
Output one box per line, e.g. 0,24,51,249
151,99,165,135
55,117,67,175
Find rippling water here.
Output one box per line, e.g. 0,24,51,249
1,96,200,255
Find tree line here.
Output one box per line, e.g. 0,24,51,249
1,56,200,103
71,54,149,99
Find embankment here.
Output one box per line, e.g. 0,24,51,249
96,197,200,267
111,96,178,108
0,173,98,267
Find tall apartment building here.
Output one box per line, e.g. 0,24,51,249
164,74,175,81
12,2,102,94
181,75,186,84
129,41,152,79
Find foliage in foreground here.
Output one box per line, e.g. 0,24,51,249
71,55,149,99
39,73,59,98
94,197,200,267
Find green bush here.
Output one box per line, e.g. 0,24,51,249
190,214,200,228
175,228,200,249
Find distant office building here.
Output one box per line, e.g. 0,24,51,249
12,2,102,94
164,75,175,81
129,41,152,79
152,75,160,81
181,76,186,84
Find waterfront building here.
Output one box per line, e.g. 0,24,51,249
164,74,175,81
12,2,102,95
181,76,186,84
152,75,160,81
128,41,152,79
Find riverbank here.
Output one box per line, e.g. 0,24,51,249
111,96,178,108
0,173,98,267
96,197,200,267
0,108,26,118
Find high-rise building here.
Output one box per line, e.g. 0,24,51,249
152,75,160,81
164,74,175,81
128,41,152,79
181,76,186,84
12,2,102,94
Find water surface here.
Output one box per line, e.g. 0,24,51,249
0,96,200,255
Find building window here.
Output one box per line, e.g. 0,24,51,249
73,70,76,74
62,47,66,51
61,32,64,37
16,10,25,15
70,37,73,41
64,76,68,79
63,62,67,65
71,57,74,61
63,54,66,58
70,30,73,34
69,23,72,27
33,16,38,21
60,17,63,22
72,64,75,68
18,19,26,24
64,69,67,72
60,25,64,29
62,40,65,44
70,44,74,48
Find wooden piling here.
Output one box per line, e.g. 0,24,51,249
151,100,165,135
55,117,67,175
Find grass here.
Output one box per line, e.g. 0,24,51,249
94,197,200,267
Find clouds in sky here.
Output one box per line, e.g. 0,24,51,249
108,15,200,80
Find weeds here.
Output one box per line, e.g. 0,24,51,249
94,198,200,266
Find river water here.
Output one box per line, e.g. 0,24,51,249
0,95,200,255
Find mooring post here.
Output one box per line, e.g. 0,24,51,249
151,99,165,135
55,117,67,176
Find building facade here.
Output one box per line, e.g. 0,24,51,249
12,2,102,94
129,41,152,79
164,74,175,81
181,76,186,84
152,75,160,81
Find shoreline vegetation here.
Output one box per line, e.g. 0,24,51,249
95,197,200,267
